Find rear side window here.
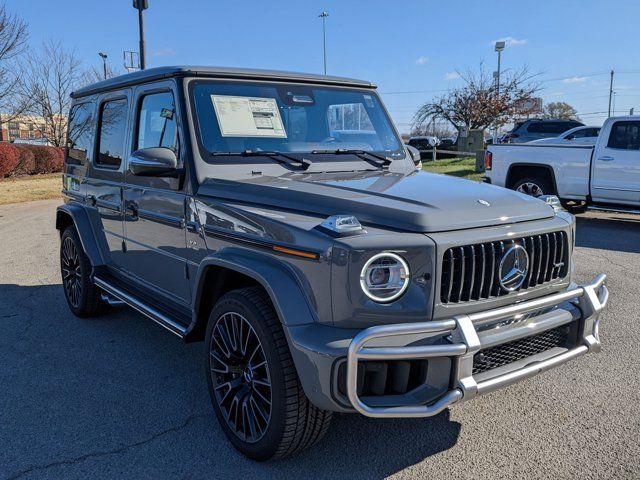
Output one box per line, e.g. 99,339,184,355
96,98,128,168
66,103,94,164
528,122,580,134
526,123,546,133
607,121,640,150
408,139,430,149
136,92,179,153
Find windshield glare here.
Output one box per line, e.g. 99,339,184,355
190,81,403,159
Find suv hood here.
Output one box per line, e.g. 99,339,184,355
198,170,554,233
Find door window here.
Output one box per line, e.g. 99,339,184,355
136,92,179,153
96,98,128,168
66,102,95,164
607,121,640,150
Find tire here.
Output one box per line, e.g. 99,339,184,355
512,176,552,198
205,287,332,461
561,199,588,214
60,225,105,317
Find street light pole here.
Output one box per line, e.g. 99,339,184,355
494,41,505,97
319,11,329,75
493,41,506,142
98,52,108,80
133,0,149,70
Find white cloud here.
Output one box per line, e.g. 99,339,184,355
562,76,588,84
491,36,528,47
153,47,176,57
415,56,428,66
444,71,460,80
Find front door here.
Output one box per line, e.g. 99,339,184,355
591,119,640,205
122,82,191,306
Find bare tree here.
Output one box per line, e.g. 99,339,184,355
81,62,121,86
412,64,541,133
542,101,580,121
20,41,81,146
0,4,28,120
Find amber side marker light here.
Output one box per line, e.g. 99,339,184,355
272,245,319,260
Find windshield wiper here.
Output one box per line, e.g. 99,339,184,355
210,150,311,170
309,149,392,168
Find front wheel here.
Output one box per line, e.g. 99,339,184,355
205,287,332,460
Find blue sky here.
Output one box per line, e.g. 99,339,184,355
11,0,640,132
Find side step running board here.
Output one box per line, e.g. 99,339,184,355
94,276,188,338
588,205,640,215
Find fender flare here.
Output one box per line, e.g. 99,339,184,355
506,162,558,194
56,203,105,267
188,247,318,337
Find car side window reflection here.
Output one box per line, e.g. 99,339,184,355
96,98,128,168
136,92,179,154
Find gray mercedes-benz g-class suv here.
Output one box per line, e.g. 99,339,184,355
57,66,608,460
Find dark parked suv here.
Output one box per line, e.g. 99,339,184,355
57,66,608,460
502,119,584,143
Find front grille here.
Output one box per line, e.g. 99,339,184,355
472,325,570,375
440,231,569,304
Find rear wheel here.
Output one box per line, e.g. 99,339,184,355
512,176,552,198
60,226,105,317
205,287,332,460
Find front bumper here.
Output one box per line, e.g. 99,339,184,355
344,274,608,418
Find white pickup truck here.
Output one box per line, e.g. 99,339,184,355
484,116,640,213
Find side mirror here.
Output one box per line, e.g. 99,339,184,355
128,147,180,177
405,145,422,170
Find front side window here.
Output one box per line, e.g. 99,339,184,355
96,98,128,168
607,121,640,150
136,92,178,153
67,102,95,164
190,81,403,159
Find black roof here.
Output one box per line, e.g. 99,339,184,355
71,65,375,98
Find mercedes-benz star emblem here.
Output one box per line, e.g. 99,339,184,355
498,244,530,292
477,199,491,206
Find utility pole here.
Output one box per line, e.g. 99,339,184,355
133,0,148,70
98,52,108,80
608,69,614,117
319,11,329,75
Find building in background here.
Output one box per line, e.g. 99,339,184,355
0,114,67,145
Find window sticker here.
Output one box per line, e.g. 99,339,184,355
211,95,287,138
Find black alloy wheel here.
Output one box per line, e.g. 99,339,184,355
209,311,272,443
59,226,105,317
61,236,83,308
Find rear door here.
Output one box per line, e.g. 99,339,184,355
84,91,131,272
591,119,640,205
121,80,191,306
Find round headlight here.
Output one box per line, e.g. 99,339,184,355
360,252,410,303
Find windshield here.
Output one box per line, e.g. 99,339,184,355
189,80,403,160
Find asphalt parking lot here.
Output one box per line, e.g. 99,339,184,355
1,199,639,480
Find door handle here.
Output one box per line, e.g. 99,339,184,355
598,156,614,162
